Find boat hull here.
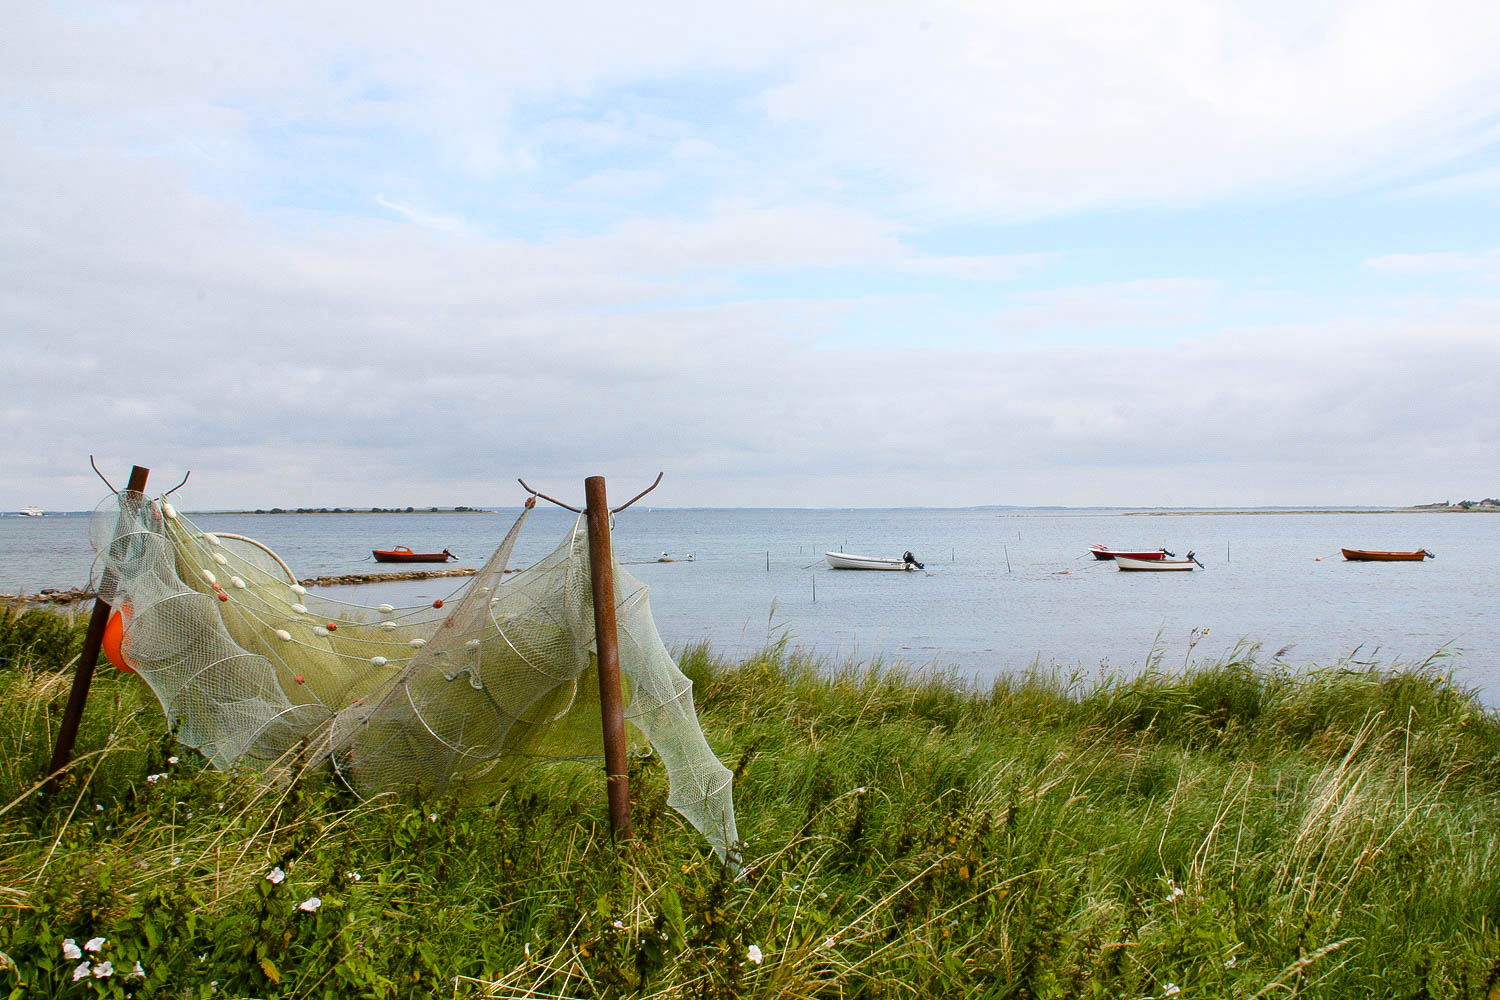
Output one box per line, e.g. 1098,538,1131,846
1115,555,1195,571
825,552,916,571
1090,546,1169,561
372,547,454,563
1341,548,1430,562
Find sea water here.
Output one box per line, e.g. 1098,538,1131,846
3,506,1496,700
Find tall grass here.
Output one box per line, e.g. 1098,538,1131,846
1,609,1497,998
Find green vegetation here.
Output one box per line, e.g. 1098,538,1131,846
2,607,1498,998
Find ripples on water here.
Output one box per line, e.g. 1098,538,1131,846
4,506,1496,700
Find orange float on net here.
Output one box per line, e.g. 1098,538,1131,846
102,607,136,673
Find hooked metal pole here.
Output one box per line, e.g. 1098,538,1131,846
585,476,634,843
45,464,150,794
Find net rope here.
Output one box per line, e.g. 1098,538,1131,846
92,491,738,861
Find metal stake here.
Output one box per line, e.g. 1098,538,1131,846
45,464,150,793
585,476,633,843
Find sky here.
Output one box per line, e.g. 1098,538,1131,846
3,1,1499,510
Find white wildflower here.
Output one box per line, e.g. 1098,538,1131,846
523,942,531,958
612,920,624,929
429,812,438,821
130,960,146,978
346,871,361,882
93,961,114,978
824,937,835,948
85,937,106,953
168,756,179,764
1165,879,1185,902
746,944,764,965
145,773,167,784
73,961,92,981
63,939,82,959
299,896,322,913
1163,984,1180,997
95,803,104,812
266,866,285,885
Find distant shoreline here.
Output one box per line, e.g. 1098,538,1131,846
1126,505,1499,516
191,507,495,516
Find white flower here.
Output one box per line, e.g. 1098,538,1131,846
145,773,167,783
746,944,764,965
168,756,179,764
1162,984,1180,996
266,866,286,884
1165,879,1185,902
95,803,103,812
612,920,624,930
429,812,438,821
824,937,835,948
299,896,322,912
93,961,114,978
523,942,531,958
346,871,361,882
73,961,92,981
130,961,146,978
85,937,106,952
62,939,82,959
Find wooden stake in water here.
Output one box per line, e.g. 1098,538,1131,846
1004,544,1012,573
584,476,633,844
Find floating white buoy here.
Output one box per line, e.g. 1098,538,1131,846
370,656,388,667
313,626,329,636
275,629,292,641
213,553,227,565
231,576,246,589
377,603,395,614
465,639,481,649
291,603,308,614
203,533,220,545
290,584,307,596
408,638,427,648
380,620,398,629
202,569,217,585
163,503,178,520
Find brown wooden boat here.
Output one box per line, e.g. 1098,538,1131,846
1340,548,1434,562
372,545,456,563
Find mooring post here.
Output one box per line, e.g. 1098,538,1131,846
45,464,150,794
584,476,634,843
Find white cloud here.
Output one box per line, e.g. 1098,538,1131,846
1365,250,1500,278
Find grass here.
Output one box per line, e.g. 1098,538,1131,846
1,607,1498,998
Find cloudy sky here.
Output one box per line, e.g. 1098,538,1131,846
4,1,1499,510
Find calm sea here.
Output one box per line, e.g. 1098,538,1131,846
3,506,1497,701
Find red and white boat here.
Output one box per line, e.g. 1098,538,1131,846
1090,544,1173,561
372,545,456,564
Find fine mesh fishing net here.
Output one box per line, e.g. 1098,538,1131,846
91,490,737,861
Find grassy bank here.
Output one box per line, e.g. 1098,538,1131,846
2,606,1498,998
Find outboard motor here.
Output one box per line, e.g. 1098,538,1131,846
903,550,924,570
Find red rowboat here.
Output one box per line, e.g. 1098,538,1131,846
1090,544,1174,561
1341,548,1434,562
372,545,456,563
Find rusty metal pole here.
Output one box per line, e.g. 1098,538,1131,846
584,475,633,843
45,464,150,794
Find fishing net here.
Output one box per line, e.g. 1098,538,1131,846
90,490,738,862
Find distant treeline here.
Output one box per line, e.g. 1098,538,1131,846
1415,497,1499,509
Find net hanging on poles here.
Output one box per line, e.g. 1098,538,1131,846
91,490,738,861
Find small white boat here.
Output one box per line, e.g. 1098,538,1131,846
19,506,44,517
825,551,923,571
1115,551,1202,572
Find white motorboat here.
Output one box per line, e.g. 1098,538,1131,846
825,551,922,571
1115,551,1202,571
19,506,44,517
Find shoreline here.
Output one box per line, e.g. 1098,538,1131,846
0,567,506,605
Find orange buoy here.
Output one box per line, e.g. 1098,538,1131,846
103,607,136,673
